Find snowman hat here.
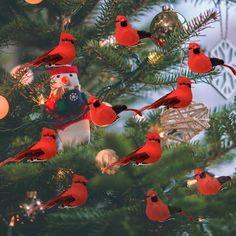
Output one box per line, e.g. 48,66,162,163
47,65,78,76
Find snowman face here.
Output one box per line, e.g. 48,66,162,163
51,72,81,91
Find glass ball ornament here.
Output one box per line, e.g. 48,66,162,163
0,95,9,120
96,149,119,175
150,5,183,43
25,0,43,4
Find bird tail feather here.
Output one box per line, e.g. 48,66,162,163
222,64,236,75
0,154,26,167
149,36,164,48
179,211,194,224
125,108,142,116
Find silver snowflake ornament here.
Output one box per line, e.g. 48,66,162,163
210,40,236,99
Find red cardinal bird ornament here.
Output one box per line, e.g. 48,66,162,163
0,128,57,167
22,32,76,68
115,15,163,47
188,42,236,75
146,190,194,223
102,132,162,173
88,96,141,127
139,76,192,113
194,169,234,196
29,173,88,215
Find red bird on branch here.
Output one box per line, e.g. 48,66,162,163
22,32,76,68
115,15,163,47
146,190,194,223
102,132,162,173
0,128,57,167
29,174,88,216
194,169,235,196
88,96,142,127
138,76,192,113
188,42,236,75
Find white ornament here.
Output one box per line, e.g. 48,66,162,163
10,65,34,85
210,40,236,99
160,102,210,142
99,35,116,47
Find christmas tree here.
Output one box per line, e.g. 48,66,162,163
0,1,235,235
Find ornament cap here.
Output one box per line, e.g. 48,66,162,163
162,4,173,11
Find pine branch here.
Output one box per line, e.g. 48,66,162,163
85,40,132,75
97,9,219,101
95,0,120,39
163,9,219,51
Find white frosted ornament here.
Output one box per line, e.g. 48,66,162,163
96,149,119,175
10,65,34,86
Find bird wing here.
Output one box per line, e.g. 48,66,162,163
112,105,127,115
139,91,180,112
0,143,44,167
23,47,63,67
28,193,75,216
43,195,75,209
102,146,149,173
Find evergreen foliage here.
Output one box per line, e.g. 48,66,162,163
0,1,235,236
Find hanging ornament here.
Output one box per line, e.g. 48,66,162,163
99,35,117,47
96,149,119,175
115,15,163,47
19,191,43,221
52,168,70,193
45,65,91,147
149,5,184,43
160,102,210,142
24,0,43,4
187,179,197,188
0,128,57,167
0,95,9,120
209,0,236,99
28,174,88,216
148,51,164,65
102,132,163,174
10,65,34,86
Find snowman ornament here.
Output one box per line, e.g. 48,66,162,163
45,65,91,147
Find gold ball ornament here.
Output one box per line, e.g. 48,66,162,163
148,51,164,65
150,5,183,43
0,96,9,120
25,0,43,4
96,149,119,175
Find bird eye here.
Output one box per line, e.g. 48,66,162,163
56,75,60,78
69,74,73,77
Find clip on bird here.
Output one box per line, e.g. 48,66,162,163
28,172,88,216
194,169,236,196
0,128,57,167
115,15,163,47
102,132,162,173
138,76,192,114
146,190,194,223
20,32,76,69
88,96,142,127
188,42,236,76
